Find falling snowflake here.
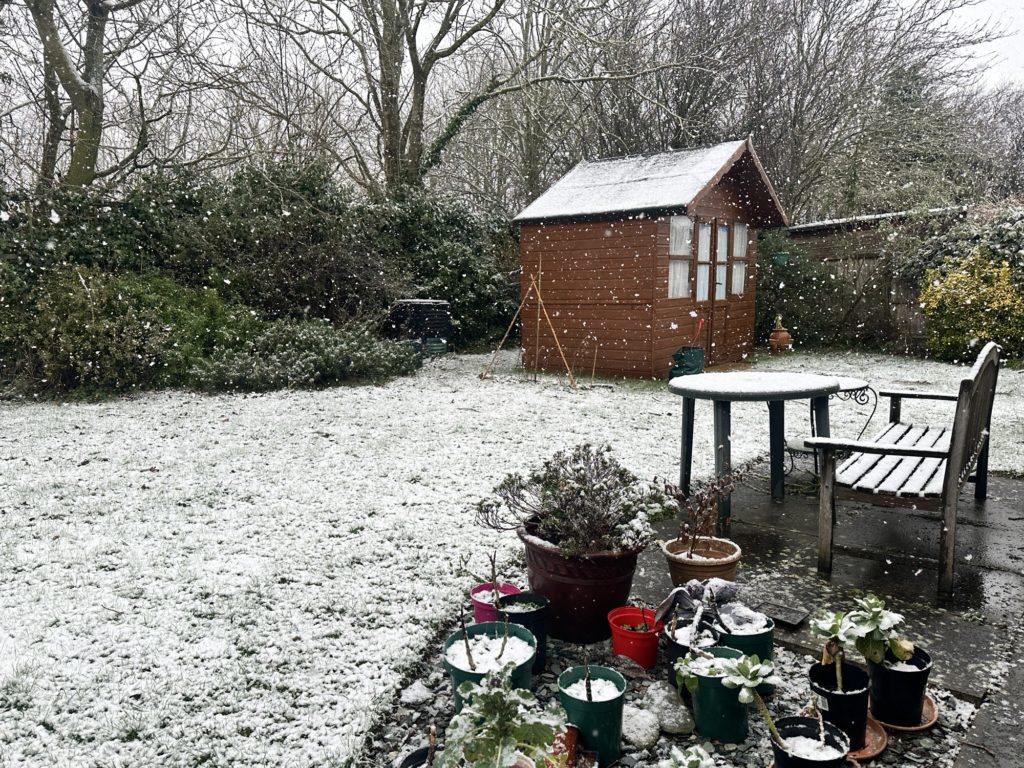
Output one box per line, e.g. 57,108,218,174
0,210,9,222
49,209,60,224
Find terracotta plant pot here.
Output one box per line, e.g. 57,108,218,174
518,526,640,644
608,606,664,669
769,325,793,354
661,536,741,585
470,581,521,623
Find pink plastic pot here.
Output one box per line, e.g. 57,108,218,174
608,606,664,669
470,582,521,623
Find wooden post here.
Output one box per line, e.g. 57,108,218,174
817,447,836,576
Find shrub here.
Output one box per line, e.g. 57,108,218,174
919,247,1024,362
755,230,860,346
3,266,261,394
189,319,421,392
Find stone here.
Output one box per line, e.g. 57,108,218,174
642,681,695,735
399,680,433,706
622,705,661,750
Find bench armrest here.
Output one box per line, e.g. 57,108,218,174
804,436,950,459
878,389,958,401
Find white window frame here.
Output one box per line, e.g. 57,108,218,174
668,215,693,298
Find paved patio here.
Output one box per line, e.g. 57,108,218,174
634,460,1024,767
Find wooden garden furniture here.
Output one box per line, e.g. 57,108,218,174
806,342,1001,596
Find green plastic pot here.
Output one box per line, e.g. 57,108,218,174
717,616,775,694
442,621,536,713
558,665,626,767
689,646,748,743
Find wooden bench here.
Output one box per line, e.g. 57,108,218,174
806,342,1001,596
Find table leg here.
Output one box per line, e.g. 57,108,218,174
812,395,831,442
768,401,785,499
679,397,695,495
713,400,731,534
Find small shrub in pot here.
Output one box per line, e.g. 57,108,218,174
808,611,870,750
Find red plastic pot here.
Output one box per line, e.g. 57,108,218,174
608,606,664,669
470,582,521,623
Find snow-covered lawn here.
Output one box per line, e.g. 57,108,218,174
0,350,1020,766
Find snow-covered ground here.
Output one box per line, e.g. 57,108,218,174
0,350,1020,766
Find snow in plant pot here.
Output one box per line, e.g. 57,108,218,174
437,664,567,768
474,443,677,644
442,612,537,713
497,592,550,674
662,611,720,689
469,552,522,623
557,654,626,767
808,610,870,750
841,595,931,728
659,457,764,584
658,744,715,768
607,605,663,669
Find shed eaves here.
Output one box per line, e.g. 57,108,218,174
514,139,746,222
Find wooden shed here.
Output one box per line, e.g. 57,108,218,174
514,138,787,379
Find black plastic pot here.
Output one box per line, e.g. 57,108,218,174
497,592,550,674
398,746,435,768
663,620,721,688
770,715,850,768
868,646,932,727
809,662,869,751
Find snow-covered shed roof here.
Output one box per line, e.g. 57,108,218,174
514,138,786,226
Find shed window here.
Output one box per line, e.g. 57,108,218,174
668,216,692,298
695,223,712,301
731,223,749,295
715,223,729,300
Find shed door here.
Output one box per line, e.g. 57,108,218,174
694,219,731,364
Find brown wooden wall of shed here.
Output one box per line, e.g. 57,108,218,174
519,218,658,377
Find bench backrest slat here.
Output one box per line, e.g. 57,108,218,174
942,342,1000,494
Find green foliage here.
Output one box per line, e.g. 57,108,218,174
840,595,913,664
906,203,1024,289
475,444,678,558
189,319,420,392
755,230,860,346
0,265,260,394
920,247,1024,361
659,745,715,768
439,665,566,768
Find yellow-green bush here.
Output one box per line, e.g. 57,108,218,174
920,247,1024,362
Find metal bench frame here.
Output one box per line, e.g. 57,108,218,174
806,342,1001,596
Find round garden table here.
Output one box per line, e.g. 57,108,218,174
668,371,840,533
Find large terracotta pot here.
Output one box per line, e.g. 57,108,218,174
661,536,741,585
517,525,640,644
768,325,793,354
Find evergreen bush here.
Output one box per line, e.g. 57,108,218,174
189,319,421,392
919,247,1024,362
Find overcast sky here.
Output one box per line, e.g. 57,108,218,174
956,0,1024,86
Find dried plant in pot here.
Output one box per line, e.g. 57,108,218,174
475,444,676,644
660,457,764,585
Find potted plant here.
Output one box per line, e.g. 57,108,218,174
475,444,676,643
674,646,749,743
658,744,715,768
843,595,932,728
662,610,720,688
769,314,793,354
470,552,522,623
808,611,871,751
607,605,663,669
557,654,626,768
497,592,551,674
442,612,537,713
659,457,763,584
714,653,851,766
438,666,569,768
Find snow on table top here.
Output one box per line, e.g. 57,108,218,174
668,371,840,400
0,349,1020,766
